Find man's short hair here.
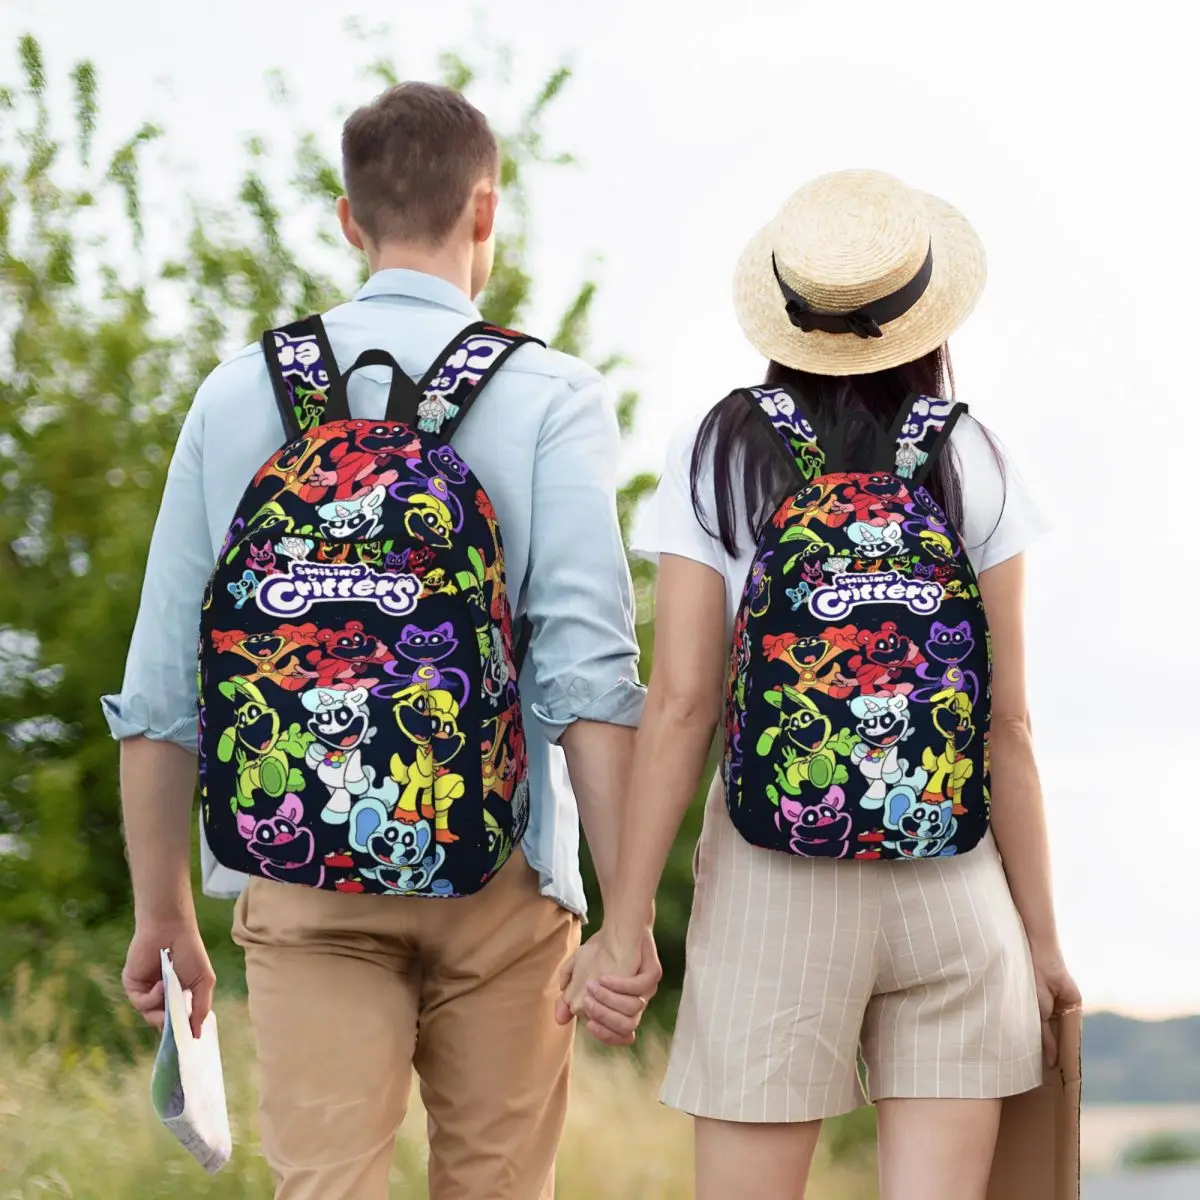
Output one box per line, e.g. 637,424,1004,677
341,82,499,246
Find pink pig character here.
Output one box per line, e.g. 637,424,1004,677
236,793,324,887
776,785,853,858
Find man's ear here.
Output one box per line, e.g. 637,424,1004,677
337,196,366,251
473,181,498,245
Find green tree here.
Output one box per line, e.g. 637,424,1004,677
1,30,710,1048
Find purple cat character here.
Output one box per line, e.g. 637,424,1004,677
236,793,325,887
912,621,980,706
902,486,951,539
373,622,470,704
776,786,853,858
410,444,470,487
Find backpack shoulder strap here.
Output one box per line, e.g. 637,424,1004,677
261,315,350,441
389,321,545,439
737,383,829,482
890,394,968,485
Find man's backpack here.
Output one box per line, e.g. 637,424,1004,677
723,385,991,861
198,315,541,897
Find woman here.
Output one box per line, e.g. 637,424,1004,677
560,170,1080,1200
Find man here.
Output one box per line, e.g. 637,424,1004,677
105,82,659,1200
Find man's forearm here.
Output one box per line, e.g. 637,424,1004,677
120,736,198,926
559,719,636,906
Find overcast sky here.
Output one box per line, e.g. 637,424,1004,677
4,0,1197,1017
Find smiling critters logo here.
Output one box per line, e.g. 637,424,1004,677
255,563,422,619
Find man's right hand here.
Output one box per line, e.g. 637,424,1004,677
123,921,215,1040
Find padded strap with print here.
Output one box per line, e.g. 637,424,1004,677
391,321,545,439
738,384,828,483
890,393,968,485
262,315,350,441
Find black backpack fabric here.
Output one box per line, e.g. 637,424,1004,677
198,315,541,896
723,385,991,861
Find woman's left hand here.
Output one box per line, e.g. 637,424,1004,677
1031,945,1082,1066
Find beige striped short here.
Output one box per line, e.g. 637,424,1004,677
661,778,1043,1123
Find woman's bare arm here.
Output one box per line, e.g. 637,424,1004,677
978,554,1058,945
978,552,1081,1060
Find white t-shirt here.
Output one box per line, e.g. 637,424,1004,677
631,408,1047,624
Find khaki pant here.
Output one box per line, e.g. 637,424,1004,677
232,851,580,1200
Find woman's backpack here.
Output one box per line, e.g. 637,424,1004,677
724,385,991,861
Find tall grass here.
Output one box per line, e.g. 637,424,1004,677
1,963,877,1198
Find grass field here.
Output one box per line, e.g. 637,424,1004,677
0,964,877,1199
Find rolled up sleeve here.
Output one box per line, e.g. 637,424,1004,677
524,375,646,741
101,394,215,753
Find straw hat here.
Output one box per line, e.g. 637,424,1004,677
732,169,986,376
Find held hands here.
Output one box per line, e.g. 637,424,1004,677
122,920,215,1041
555,926,662,1047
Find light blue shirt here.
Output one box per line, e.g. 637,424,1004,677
102,269,645,917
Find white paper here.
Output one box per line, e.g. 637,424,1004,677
149,948,232,1174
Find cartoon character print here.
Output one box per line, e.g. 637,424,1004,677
346,800,453,895
776,785,854,858
848,692,916,809
216,677,313,810
912,620,981,706
266,327,331,432
297,421,422,505
894,395,956,480
389,682,467,843
481,703,522,805
275,535,315,563
778,524,834,576
376,623,470,705
317,483,387,541
409,444,471,488
748,386,826,481
922,687,976,815
837,473,909,524
846,620,926,696
847,520,905,567
246,542,279,575
227,571,258,609
774,477,850,532
746,553,772,618
301,685,375,824
304,620,394,690
211,623,318,692
902,486,952,539
762,626,858,699
785,557,826,611
252,433,330,503
883,772,958,858
400,488,458,550
236,792,324,886
758,685,858,801
416,331,513,434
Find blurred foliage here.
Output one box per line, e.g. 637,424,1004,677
1121,1132,1200,1170
0,31,713,1044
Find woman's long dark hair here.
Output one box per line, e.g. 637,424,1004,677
690,345,1002,557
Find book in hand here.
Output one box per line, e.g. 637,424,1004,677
149,948,232,1174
